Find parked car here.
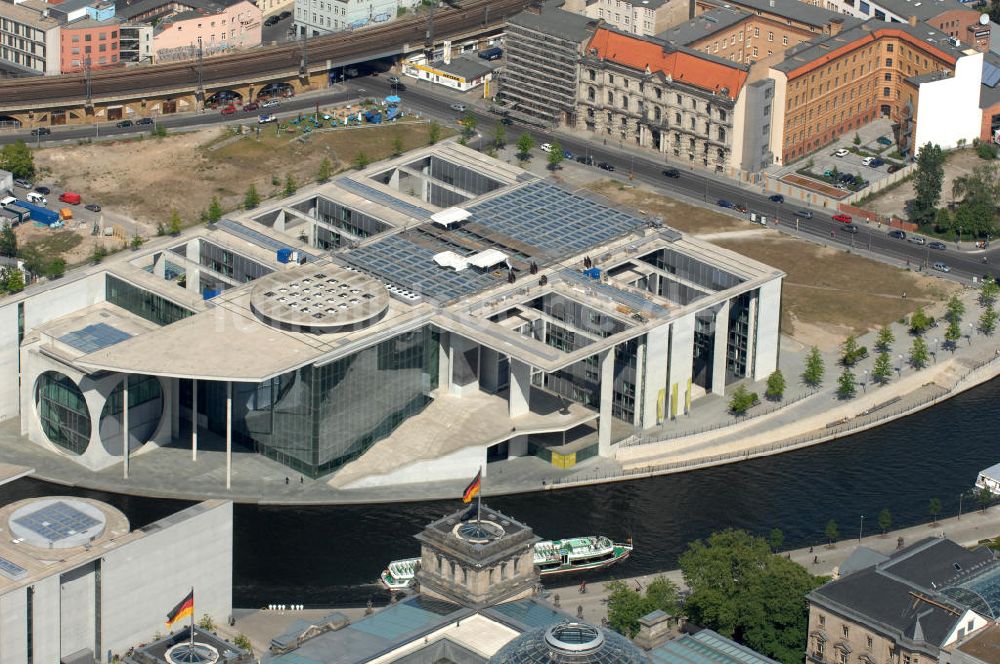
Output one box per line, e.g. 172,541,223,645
735,204,749,213
839,173,855,183
843,223,859,234
932,262,951,273
450,103,467,112
136,118,154,126
539,143,553,153
887,164,900,173
278,10,291,18
60,192,82,205
861,156,875,166
13,179,31,189
221,105,237,115
769,194,784,203
870,158,884,167
258,114,276,124
264,15,279,25
597,162,615,171
242,102,259,112
116,120,133,128
563,150,573,159
500,118,513,126
26,192,46,205
795,209,813,219
261,99,280,108
908,236,927,245
387,75,401,85
835,148,850,157
30,127,50,136
928,241,947,250
85,203,102,212
576,155,594,166
832,213,852,223
717,199,735,208
877,136,893,146
888,229,907,239
662,168,680,178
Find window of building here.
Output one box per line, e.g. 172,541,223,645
752,46,758,56
589,69,596,81
886,42,894,52
608,91,614,104
731,34,736,45
85,34,91,41
718,127,725,141
885,72,891,81
622,95,629,109
883,87,890,96
768,31,773,41
72,35,80,42
739,30,743,40
609,73,614,84
867,636,873,649
842,626,849,638
654,106,661,121
719,109,727,121
885,58,893,66
762,123,769,135
754,27,760,37
588,87,595,101
783,35,788,45
654,87,662,99
675,112,681,124
99,32,106,40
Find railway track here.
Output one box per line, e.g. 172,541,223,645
0,0,531,108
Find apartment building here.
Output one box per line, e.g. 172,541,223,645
116,0,261,62
768,19,978,164
688,0,853,63
59,17,120,72
806,538,998,664
0,1,61,75
576,27,750,173
495,3,599,126
804,0,987,49
118,22,152,62
292,0,396,36
567,0,688,37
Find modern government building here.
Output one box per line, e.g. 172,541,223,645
0,143,783,489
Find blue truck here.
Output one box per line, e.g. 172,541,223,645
15,199,60,225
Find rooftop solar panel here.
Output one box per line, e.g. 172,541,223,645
59,322,133,353
560,268,671,317
217,219,317,262
337,179,433,220
984,61,1000,88
0,556,26,581
13,501,101,544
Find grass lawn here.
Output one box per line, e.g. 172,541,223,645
21,230,82,256
585,180,746,234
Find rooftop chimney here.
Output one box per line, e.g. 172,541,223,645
908,15,918,25
634,611,684,650
829,17,843,35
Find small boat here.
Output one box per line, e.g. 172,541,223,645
976,462,1000,495
378,536,632,590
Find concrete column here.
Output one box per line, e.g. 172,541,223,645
509,359,531,418
479,347,500,393
225,381,232,490
122,376,129,480
752,280,782,381
191,379,198,462
711,300,731,396
640,324,669,429
449,334,480,396
185,239,201,296
437,331,451,392
668,314,695,419
152,252,166,279
745,292,759,381
509,435,528,457
598,347,615,456
274,210,286,233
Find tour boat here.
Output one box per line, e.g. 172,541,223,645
379,536,632,589
976,462,1000,495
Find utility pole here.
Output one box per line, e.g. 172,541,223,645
424,1,435,59
196,37,205,111
84,55,93,108
300,29,308,81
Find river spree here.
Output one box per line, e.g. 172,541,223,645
2,376,998,607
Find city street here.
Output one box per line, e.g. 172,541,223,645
3,75,996,282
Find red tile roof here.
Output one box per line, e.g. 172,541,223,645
586,28,748,100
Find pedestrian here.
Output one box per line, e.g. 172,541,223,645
809,546,814,553
813,555,819,564
902,291,907,299
285,476,289,484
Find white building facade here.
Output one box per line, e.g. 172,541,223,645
293,0,396,36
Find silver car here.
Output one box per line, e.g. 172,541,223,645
932,262,950,273
450,103,467,112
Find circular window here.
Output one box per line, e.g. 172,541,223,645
35,371,91,456
99,375,163,456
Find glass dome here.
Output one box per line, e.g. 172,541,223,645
491,622,648,664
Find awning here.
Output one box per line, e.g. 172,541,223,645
467,248,508,269
430,207,471,227
433,250,469,271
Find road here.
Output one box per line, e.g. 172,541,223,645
4,75,994,283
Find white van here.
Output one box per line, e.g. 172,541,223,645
0,196,16,209
26,192,46,205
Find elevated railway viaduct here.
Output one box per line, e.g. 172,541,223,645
0,0,530,128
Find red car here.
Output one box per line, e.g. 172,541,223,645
832,213,852,224
59,192,81,205
220,104,237,115
242,102,259,112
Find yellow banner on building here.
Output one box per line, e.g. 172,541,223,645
551,451,577,469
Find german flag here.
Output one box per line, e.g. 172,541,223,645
166,590,194,628
462,469,481,504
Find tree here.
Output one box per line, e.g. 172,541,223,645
606,575,680,638
233,634,253,652
950,164,1000,238
877,507,892,535
909,306,932,335
934,206,953,234
244,184,261,209
765,369,786,401
283,174,298,197
198,613,216,631
769,528,785,552
318,156,333,181
946,294,966,323
840,335,866,366
945,318,962,350
837,367,856,399
0,224,16,258
929,497,942,524
875,325,894,353
910,142,945,226
460,112,477,138
353,151,370,170
978,486,993,512
516,133,534,160
729,384,759,415
679,529,822,664
991,0,1000,24
873,351,893,384
853,132,861,145
494,122,507,148
825,519,839,544
0,267,24,294
547,141,565,170
0,141,35,179
428,121,442,145
980,305,998,336
391,136,404,157
46,257,66,278
910,336,930,368
803,346,824,387
981,277,1000,307
130,234,144,250
207,196,223,223
168,209,182,236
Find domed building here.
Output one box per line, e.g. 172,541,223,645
491,622,649,664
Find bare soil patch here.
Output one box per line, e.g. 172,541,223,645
864,148,983,220
586,180,747,234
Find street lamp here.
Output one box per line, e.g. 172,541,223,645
968,322,974,346
896,354,904,379
861,370,868,392
859,515,865,542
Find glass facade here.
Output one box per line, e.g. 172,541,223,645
611,338,638,422
216,325,439,477
727,292,752,380
99,375,164,451
199,241,272,285
36,371,91,455
105,275,193,326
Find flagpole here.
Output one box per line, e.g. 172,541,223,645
189,586,194,651
477,465,482,527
